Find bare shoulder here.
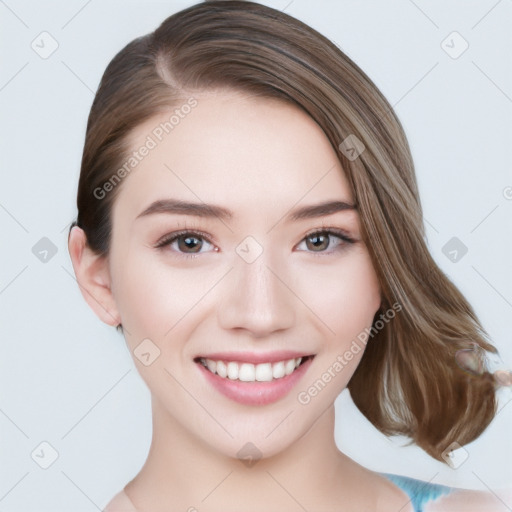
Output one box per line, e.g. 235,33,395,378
426,487,512,512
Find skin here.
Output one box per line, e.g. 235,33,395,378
69,90,504,511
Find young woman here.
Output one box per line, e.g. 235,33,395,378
67,1,510,510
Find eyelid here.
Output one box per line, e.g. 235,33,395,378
302,226,355,243
153,228,214,248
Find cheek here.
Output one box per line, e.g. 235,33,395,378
294,253,380,404
297,249,381,340
110,247,221,341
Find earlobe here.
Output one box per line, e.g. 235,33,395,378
67,226,121,327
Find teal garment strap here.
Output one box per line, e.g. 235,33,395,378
379,472,453,512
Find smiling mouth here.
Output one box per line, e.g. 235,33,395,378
194,355,314,382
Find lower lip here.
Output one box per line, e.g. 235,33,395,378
196,357,314,406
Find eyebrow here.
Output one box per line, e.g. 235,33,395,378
135,198,357,223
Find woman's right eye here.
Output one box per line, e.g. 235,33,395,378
154,230,216,259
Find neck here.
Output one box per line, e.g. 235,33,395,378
125,397,364,511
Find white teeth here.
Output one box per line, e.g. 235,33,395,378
239,363,256,382
272,361,285,379
216,360,227,378
255,363,273,382
227,361,238,380
199,356,306,382
284,359,296,375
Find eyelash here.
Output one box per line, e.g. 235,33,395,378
153,227,356,260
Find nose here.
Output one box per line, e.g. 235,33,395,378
217,252,295,337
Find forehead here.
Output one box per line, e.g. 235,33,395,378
113,90,354,224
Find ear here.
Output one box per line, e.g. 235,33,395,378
68,226,121,327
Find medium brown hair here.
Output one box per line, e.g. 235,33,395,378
69,0,499,462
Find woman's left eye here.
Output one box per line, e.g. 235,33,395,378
154,228,355,259
297,229,355,253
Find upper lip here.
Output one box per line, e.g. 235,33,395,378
194,350,314,365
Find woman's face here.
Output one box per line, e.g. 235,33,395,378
104,90,381,458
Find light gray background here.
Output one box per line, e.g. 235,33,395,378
1,0,511,510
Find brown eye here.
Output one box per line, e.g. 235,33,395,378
176,234,203,253
305,232,330,251
296,228,355,254
154,230,215,259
